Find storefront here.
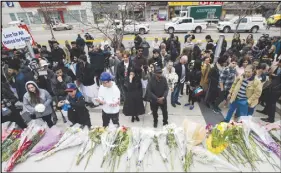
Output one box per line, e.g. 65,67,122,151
3,2,90,25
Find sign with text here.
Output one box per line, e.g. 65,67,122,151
19,2,81,8
2,27,33,49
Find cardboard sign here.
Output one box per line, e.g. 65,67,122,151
2,27,33,49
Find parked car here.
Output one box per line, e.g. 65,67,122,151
113,19,150,35
217,16,266,33
164,17,207,34
52,23,73,31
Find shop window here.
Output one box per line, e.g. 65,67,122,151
27,12,44,24
9,13,17,21
80,10,88,23
64,10,80,23
17,12,30,24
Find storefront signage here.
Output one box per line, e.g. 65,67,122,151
2,27,33,49
168,2,199,6
199,2,224,5
19,2,81,8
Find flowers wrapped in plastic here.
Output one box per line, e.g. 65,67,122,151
137,128,154,170
35,124,86,161
192,146,241,172
206,122,229,155
4,122,47,172
28,126,63,156
182,119,206,172
2,122,17,142
83,126,105,170
102,126,131,172
163,123,178,170
126,127,141,171
2,128,22,162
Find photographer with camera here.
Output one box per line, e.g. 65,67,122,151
1,75,27,129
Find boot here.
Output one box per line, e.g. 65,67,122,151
131,116,135,122
135,116,140,122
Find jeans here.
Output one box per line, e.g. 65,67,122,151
225,99,248,122
248,106,255,116
171,83,184,105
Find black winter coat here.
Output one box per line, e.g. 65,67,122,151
51,47,66,63
123,77,145,116
76,62,95,86
89,50,111,70
205,63,221,102
116,61,133,86
70,47,84,61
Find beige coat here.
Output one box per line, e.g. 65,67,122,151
200,63,211,91
229,75,262,108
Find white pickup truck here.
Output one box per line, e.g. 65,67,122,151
217,16,266,33
164,17,207,34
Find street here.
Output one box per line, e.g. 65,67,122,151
31,22,281,50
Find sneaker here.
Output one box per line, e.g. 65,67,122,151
175,102,181,105
184,103,190,106
190,105,194,110
212,108,220,114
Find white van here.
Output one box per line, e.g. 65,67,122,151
217,16,266,33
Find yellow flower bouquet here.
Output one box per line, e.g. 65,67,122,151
206,122,230,154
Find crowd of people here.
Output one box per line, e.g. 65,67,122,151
1,31,281,129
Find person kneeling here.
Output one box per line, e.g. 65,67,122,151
57,83,92,128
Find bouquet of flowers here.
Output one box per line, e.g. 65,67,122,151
137,129,154,170
182,119,206,172
35,124,85,161
28,126,63,156
2,122,17,142
164,124,178,170
83,126,105,170
4,124,47,172
192,146,241,172
206,122,230,154
126,127,141,171
102,126,131,172
2,129,22,162
154,131,169,164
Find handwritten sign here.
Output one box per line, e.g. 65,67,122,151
2,27,33,49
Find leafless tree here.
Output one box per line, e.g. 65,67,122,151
234,2,261,34
66,2,145,51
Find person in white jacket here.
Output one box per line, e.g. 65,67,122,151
152,37,161,50
162,60,179,104
96,72,121,127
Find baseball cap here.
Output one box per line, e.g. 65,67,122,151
100,72,114,82
65,83,77,92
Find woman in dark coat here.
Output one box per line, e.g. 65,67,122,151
204,55,228,108
123,68,145,122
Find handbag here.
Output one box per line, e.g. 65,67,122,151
193,86,204,97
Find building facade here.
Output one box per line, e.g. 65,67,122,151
2,1,93,26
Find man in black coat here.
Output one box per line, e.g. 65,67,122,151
134,33,142,50
172,55,189,107
147,67,169,128
70,41,84,62
88,46,111,86
51,42,66,67
148,49,163,69
133,46,148,79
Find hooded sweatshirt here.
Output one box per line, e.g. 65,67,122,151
22,81,53,118
98,81,120,114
